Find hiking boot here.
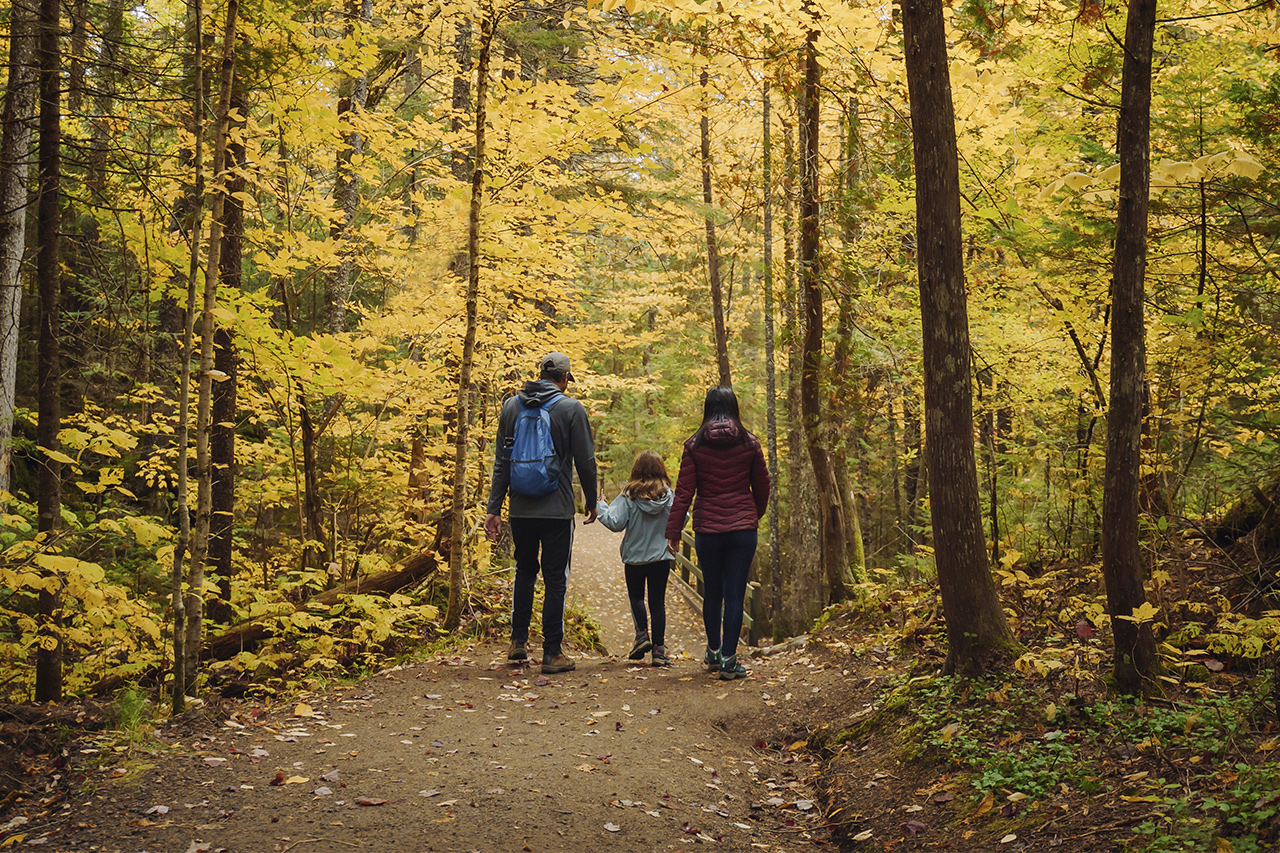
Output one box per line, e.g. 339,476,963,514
719,654,747,681
628,633,653,660
541,652,576,674
651,645,671,667
703,646,721,672
506,641,527,662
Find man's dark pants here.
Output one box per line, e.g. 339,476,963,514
509,517,573,657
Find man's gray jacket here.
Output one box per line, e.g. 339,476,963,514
486,379,598,520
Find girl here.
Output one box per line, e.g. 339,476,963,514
597,450,675,666
665,386,769,680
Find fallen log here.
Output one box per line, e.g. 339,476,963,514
203,549,440,660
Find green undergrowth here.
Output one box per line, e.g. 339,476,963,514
843,669,1280,851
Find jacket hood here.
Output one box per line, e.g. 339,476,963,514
517,379,563,407
633,489,674,516
703,416,741,446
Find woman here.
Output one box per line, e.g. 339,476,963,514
665,386,770,680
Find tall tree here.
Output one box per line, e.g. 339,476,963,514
901,0,1015,675
798,17,850,605
0,0,38,499
172,0,206,712
185,0,240,692
761,79,782,640
34,0,63,702
701,40,730,388
1102,0,1160,693
445,5,498,630
210,77,248,619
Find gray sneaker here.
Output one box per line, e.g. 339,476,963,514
703,646,721,672
651,645,671,667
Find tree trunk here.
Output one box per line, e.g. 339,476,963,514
185,0,240,690
34,0,63,702
172,0,206,713
701,53,731,388
445,6,497,631
762,80,783,641
833,98,867,584
798,19,849,605
211,77,248,621
0,0,38,499
324,0,374,334
902,0,1015,675
299,395,329,570
1103,0,1160,693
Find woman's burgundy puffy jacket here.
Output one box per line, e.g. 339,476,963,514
665,417,770,538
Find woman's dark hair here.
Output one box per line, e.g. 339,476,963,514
623,450,671,500
692,386,748,447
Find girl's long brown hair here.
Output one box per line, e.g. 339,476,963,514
623,450,671,500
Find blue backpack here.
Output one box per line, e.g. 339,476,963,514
508,394,564,497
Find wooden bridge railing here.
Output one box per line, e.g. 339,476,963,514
668,529,762,647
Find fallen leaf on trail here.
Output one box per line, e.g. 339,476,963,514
933,792,955,803
1001,834,1017,843
1006,792,1027,803
576,764,596,772
903,820,927,836
314,787,333,796
903,804,922,813
616,722,624,731
605,823,621,832
269,773,286,786
202,757,226,767
294,703,315,717
355,797,387,806
321,769,340,782
787,740,808,751
853,829,873,842
145,805,170,815
1205,659,1225,672
975,790,995,816
1076,620,1093,639
1257,741,1277,752
795,800,814,811
419,789,440,797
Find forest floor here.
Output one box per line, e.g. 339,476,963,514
3,524,1276,852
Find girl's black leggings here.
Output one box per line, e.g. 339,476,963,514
625,560,671,645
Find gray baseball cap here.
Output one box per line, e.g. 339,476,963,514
541,351,574,382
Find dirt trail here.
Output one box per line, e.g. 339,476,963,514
30,523,840,853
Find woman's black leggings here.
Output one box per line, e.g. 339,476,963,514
625,560,671,645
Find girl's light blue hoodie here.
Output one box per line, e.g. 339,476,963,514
596,488,674,565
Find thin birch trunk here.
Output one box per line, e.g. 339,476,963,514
0,0,38,500
445,6,497,630
185,0,240,692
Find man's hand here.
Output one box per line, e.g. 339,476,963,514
668,538,681,556
484,514,502,542
584,506,598,525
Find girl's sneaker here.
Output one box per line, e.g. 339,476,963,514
651,645,671,667
628,633,653,660
719,654,747,681
703,646,721,672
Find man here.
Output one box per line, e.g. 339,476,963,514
485,352,598,674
